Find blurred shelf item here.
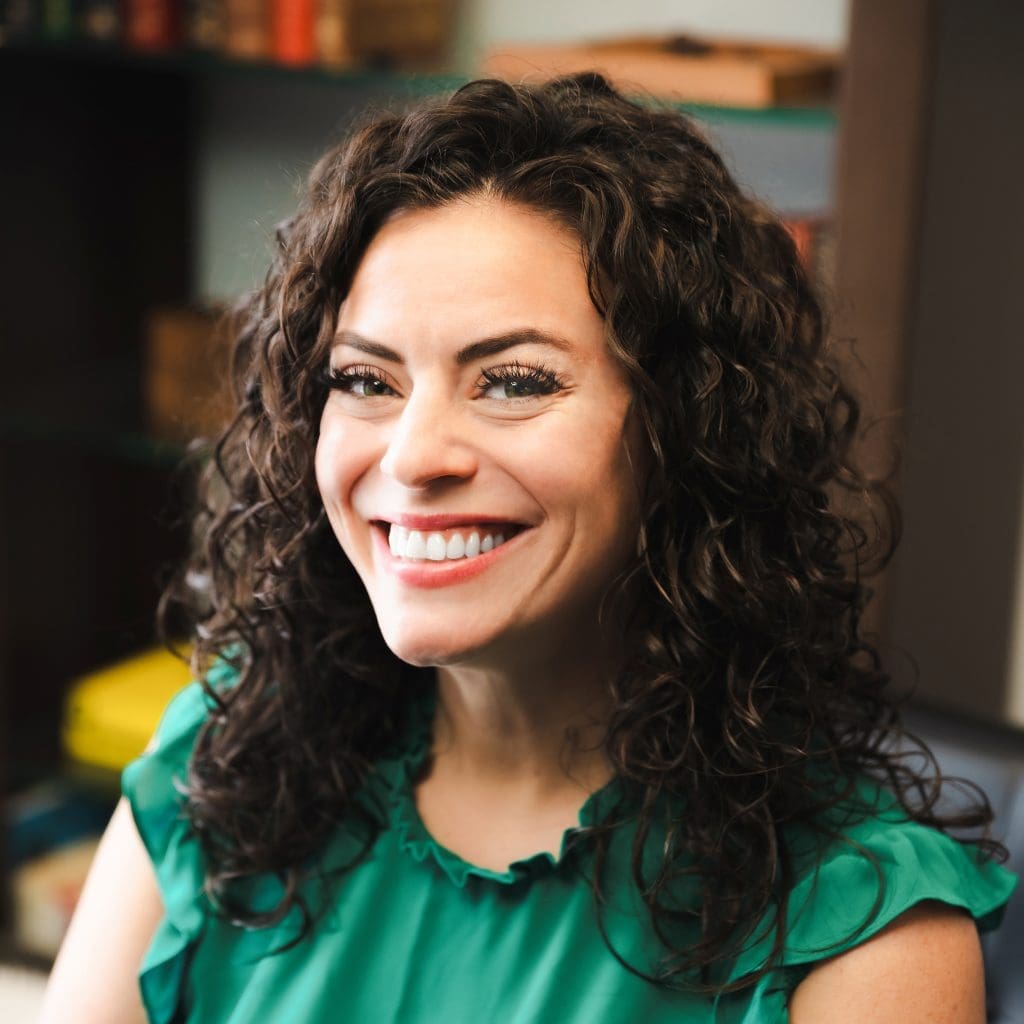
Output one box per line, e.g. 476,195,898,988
782,213,835,291
480,34,840,111
11,836,100,959
145,305,235,445
0,0,458,74
5,778,117,961
62,646,194,775
3,645,192,961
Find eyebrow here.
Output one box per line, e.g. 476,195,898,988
332,328,575,366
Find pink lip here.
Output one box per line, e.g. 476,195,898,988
375,513,527,531
370,521,531,589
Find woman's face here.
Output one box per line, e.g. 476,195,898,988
315,196,644,671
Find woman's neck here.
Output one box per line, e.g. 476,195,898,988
427,638,619,801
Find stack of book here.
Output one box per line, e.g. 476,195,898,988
0,0,456,71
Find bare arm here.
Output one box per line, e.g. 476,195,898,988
39,798,165,1024
788,900,986,1023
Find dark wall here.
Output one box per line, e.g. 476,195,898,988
890,2,1024,720
0,51,193,788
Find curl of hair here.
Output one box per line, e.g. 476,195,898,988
159,73,1007,993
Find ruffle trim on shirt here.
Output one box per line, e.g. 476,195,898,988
368,683,624,889
718,777,1020,1001
123,681,213,1024
122,658,241,1024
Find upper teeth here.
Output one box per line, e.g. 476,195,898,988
388,524,513,561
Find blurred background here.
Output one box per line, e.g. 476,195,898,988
2,0,1023,1012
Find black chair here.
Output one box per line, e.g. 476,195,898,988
901,704,1024,1024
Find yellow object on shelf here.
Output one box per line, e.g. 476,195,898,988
62,646,193,774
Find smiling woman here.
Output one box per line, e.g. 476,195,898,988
41,74,1017,1023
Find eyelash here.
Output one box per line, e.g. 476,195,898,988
324,361,565,401
324,364,392,398
478,361,564,400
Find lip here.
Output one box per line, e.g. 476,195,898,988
374,513,528,531
370,520,532,589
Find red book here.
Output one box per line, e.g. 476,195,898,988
123,0,179,51
272,0,314,66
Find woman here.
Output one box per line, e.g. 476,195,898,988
43,73,1017,1023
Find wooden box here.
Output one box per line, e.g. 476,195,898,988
480,35,840,108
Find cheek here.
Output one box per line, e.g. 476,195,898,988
313,432,340,507
516,410,639,520
314,414,363,512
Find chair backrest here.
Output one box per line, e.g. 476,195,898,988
900,704,1024,1024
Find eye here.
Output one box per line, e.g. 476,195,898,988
324,365,396,398
476,362,564,401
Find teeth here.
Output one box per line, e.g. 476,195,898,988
385,524,518,562
405,531,427,559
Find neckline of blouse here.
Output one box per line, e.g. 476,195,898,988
369,679,627,889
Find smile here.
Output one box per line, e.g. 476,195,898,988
369,520,532,589
386,523,523,562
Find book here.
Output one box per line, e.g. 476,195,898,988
186,0,226,52
78,0,120,44
41,0,74,39
123,0,180,51
224,0,268,60
349,0,454,67
272,0,314,65
315,0,355,68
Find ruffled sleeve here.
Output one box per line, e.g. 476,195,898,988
716,777,1020,1022
122,676,224,1024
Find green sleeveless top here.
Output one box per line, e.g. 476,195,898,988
122,673,1018,1024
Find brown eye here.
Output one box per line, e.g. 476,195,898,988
325,366,395,398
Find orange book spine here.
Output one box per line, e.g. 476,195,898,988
123,0,179,51
272,0,315,66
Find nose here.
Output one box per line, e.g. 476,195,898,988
378,388,478,489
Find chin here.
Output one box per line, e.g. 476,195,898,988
379,623,487,669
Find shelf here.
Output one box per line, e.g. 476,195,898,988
0,38,836,129
1,414,186,470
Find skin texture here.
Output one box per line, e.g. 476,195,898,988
315,196,645,865
788,901,986,1022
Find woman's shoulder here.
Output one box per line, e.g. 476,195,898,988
121,657,238,835
724,773,1019,1001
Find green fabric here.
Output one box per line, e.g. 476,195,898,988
123,675,1019,1024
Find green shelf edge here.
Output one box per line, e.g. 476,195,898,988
2,414,188,469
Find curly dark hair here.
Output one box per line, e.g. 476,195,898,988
160,71,1007,994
